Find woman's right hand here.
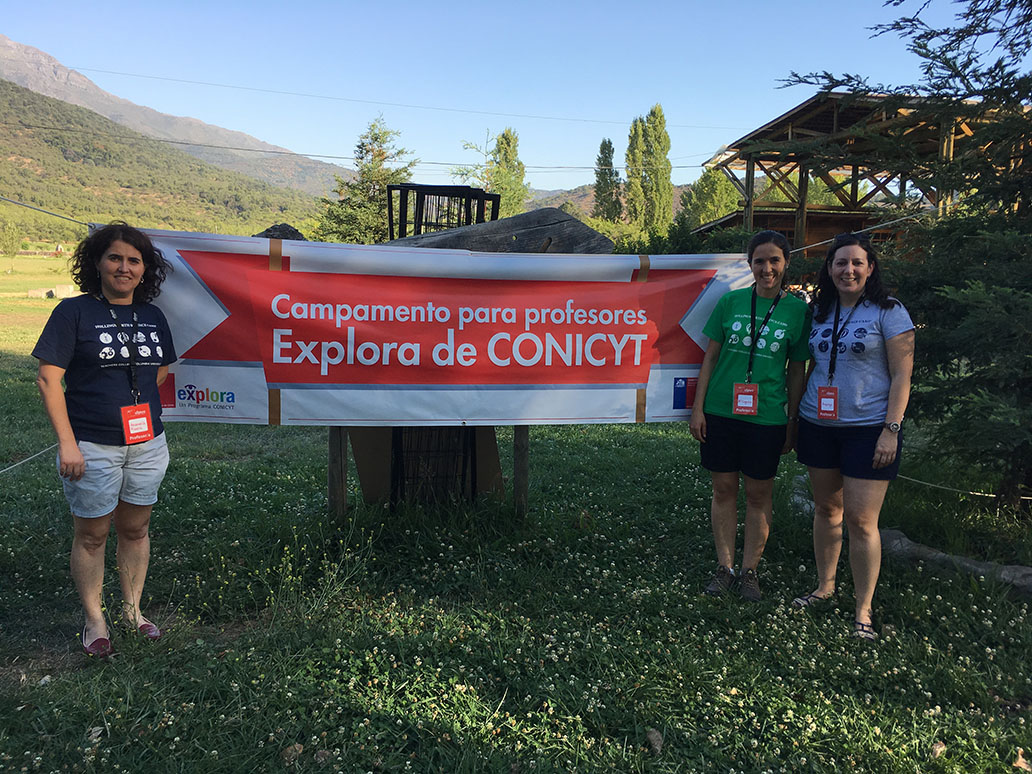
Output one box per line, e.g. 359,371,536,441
58,441,85,481
689,410,706,443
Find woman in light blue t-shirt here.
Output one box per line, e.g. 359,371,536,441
792,233,915,641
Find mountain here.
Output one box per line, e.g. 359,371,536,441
528,183,692,218
0,78,321,241
0,34,351,197
529,184,595,215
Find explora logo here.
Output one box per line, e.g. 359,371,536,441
178,384,236,403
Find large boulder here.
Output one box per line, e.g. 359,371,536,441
387,207,613,254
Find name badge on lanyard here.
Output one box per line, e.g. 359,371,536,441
106,300,155,444
732,383,759,415
817,386,839,420
820,296,862,423
731,288,782,418
121,403,155,444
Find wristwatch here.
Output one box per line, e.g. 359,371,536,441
884,421,902,433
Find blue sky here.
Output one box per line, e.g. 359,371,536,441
2,0,958,191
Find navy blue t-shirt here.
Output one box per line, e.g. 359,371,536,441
33,294,177,445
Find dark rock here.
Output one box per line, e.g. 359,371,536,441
252,223,306,241
387,208,614,254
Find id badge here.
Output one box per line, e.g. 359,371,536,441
732,383,759,416
121,403,155,444
817,386,839,420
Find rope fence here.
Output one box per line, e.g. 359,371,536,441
3,437,1029,504
0,195,89,226
0,444,56,475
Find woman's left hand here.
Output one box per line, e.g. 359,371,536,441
872,429,898,469
781,422,797,455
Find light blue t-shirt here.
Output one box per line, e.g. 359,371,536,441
799,298,914,426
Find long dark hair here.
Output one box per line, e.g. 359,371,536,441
746,230,792,288
70,222,172,303
813,232,897,322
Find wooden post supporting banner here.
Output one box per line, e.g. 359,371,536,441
328,427,348,524
269,238,282,272
268,389,281,426
514,426,529,520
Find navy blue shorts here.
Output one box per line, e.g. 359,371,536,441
796,418,902,481
699,413,787,481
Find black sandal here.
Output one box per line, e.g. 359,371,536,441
852,621,877,641
791,592,834,608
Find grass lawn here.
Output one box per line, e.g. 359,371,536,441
1,258,1029,772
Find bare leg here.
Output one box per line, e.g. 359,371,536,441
113,501,153,627
808,467,845,598
741,475,774,570
710,471,740,568
842,476,891,626
71,513,113,642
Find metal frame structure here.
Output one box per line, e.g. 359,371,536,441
387,183,501,241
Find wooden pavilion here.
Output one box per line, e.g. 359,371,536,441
695,91,980,254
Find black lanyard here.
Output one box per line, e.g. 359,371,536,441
103,299,142,404
827,296,863,386
746,287,783,383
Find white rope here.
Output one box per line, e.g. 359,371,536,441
0,195,88,226
789,213,926,254
0,444,57,475
897,473,1032,502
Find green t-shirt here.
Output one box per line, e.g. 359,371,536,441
702,287,811,426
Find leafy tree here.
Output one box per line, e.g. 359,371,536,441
489,128,529,217
582,215,641,253
642,104,673,234
624,118,646,229
558,200,586,221
675,168,739,230
454,128,529,218
0,221,20,260
315,117,416,244
789,0,1032,506
592,138,622,221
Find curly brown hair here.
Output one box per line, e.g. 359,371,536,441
70,222,172,303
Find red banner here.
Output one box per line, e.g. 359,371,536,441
148,231,753,426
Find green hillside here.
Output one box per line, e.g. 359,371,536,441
0,78,322,243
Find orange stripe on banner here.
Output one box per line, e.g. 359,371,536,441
635,387,647,422
268,389,281,426
269,239,282,272
637,254,650,282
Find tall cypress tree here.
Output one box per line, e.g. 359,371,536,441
642,103,673,234
624,118,646,229
592,138,622,222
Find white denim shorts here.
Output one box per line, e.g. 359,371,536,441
59,433,170,518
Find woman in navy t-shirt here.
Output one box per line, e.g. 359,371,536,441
34,223,176,657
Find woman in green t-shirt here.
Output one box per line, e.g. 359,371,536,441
689,231,811,601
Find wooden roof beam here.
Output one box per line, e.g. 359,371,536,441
720,166,748,198
814,170,856,207
857,173,900,207
755,160,801,203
